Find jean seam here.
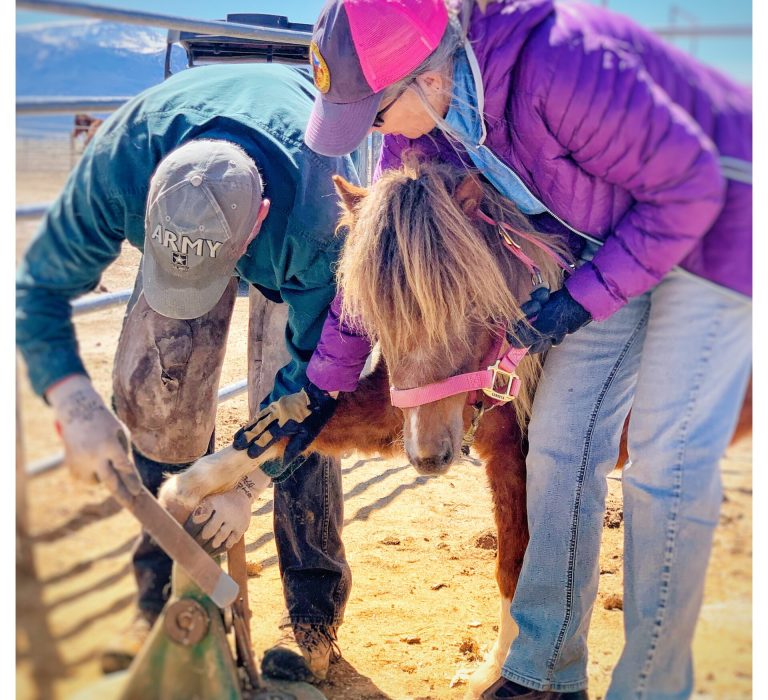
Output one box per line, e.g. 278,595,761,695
321,456,330,553
632,310,722,699
545,307,650,682
321,456,345,619
503,669,588,693
327,456,348,618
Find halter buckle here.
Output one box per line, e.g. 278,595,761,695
482,360,518,402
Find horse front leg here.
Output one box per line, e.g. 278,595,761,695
158,443,283,523
468,412,529,698
159,361,402,524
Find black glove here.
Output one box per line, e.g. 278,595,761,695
507,286,592,355
232,381,337,464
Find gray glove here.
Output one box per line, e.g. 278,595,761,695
47,375,141,503
183,470,270,555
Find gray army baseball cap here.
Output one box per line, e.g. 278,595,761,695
143,139,263,319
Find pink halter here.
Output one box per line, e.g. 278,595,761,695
389,210,571,409
389,333,528,408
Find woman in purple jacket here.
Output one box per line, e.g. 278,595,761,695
300,1,752,698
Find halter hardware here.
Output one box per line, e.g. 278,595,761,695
482,360,520,403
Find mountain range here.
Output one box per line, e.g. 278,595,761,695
17,20,186,136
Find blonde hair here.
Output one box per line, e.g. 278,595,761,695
336,158,569,427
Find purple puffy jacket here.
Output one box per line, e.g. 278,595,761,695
308,0,751,392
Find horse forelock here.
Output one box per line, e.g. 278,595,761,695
337,160,569,424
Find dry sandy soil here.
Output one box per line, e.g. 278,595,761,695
16,140,752,700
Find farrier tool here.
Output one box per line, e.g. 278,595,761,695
117,482,239,608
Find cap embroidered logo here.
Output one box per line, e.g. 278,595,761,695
172,253,188,270
310,41,331,93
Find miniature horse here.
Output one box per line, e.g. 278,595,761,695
160,161,569,695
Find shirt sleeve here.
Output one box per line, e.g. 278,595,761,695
539,39,726,320
16,146,126,397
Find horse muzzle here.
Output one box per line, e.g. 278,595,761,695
406,440,455,476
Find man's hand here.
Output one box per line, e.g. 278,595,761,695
46,375,142,502
232,381,337,464
507,287,592,355
184,470,271,554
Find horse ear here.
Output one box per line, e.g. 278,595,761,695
333,175,368,213
455,174,484,216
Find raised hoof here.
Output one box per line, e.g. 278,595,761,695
157,474,194,524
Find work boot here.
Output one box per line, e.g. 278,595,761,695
481,678,589,699
261,623,340,682
100,610,156,674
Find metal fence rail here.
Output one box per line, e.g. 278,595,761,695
16,97,131,116
17,0,312,44
16,204,54,220
651,25,751,38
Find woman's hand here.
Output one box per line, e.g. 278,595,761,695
507,287,592,355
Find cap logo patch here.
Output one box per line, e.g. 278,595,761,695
310,41,331,94
172,252,188,270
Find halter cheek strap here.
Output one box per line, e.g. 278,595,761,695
475,210,573,280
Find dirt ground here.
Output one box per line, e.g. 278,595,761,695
16,140,752,699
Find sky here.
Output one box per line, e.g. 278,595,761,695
14,0,752,83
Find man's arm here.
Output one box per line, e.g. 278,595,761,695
17,150,126,397
16,138,141,496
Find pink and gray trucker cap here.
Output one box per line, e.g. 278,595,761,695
143,140,263,320
304,0,449,157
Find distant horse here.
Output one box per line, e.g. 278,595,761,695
70,113,103,150
160,160,568,694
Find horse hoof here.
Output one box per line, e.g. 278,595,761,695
157,475,195,524
467,658,503,699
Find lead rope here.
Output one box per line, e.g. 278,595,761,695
475,209,573,286
461,401,487,456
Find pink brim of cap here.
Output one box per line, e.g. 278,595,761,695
305,90,383,157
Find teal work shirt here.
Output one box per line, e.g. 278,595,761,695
16,63,359,404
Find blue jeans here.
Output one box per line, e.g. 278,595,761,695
502,269,751,699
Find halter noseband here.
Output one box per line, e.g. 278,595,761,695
389,334,528,409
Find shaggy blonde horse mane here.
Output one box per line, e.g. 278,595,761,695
336,158,570,426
